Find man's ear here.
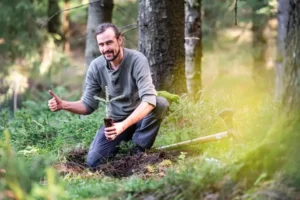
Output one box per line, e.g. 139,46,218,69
118,36,124,46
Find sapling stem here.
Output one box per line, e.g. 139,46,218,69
93,86,124,118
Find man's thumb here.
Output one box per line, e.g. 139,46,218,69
48,90,60,100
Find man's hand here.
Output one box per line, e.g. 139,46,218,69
104,122,126,140
48,90,64,112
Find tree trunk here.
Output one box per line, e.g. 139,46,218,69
138,0,186,94
275,0,290,101
63,0,70,54
47,0,61,35
251,1,268,87
85,0,114,68
185,0,202,100
281,1,300,114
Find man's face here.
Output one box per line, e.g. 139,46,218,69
96,28,122,62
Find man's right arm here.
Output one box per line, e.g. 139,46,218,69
48,90,87,115
49,61,101,115
61,100,87,115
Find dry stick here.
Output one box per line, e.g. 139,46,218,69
156,130,234,150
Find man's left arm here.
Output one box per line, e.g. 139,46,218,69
105,52,157,140
105,101,154,140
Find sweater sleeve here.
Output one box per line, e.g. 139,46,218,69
133,53,157,106
81,63,101,114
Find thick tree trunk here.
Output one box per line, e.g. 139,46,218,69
281,1,300,113
47,0,61,34
275,0,290,101
138,0,186,94
251,1,268,86
185,0,202,100
85,0,114,68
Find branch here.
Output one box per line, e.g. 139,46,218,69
110,95,125,102
93,95,107,103
41,0,105,28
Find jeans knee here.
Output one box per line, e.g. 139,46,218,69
155,96,169,119
86,151,107,168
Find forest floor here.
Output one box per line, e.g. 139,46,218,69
54,148,181,178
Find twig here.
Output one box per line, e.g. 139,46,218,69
41,0,104,28
119,23,138,30
122,25,138,34
32,120,45,131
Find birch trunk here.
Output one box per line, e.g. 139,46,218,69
185,0,202,100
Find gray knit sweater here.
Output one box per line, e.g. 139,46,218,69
82,48,157,121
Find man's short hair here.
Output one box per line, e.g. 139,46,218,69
94,23,122,38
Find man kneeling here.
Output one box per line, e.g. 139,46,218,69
48,23,169,168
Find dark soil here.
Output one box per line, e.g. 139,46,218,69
54,147,180,178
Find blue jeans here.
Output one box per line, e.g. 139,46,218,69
86,96,169,168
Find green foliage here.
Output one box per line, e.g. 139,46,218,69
65,177,121,199
0,0,47,63
238,111,300,188
113,0,139,49
3,87,103,152
0,109,10,134
0,130,68,199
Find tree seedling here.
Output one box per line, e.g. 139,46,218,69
94,86,124,127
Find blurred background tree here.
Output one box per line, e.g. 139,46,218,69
0,0,277,112
185,0,202,100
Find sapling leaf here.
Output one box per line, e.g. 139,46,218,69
93,95,106,103
110,95,125,102
93,86,124,118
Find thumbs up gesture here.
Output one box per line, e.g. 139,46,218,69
48,90,64,112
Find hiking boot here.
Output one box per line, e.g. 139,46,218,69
130,144,145,156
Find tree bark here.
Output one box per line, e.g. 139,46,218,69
47,0,61,35
185,0,202,100
85,0,114,68
138,0,186,94
281,1,300,114
275,0,290,101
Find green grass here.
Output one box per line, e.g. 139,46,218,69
2,30,298,199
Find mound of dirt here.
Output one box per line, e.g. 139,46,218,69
96,151,179,177
54,148,180,178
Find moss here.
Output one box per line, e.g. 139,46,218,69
157,91,180,104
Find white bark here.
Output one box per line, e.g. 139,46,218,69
185,0,202,99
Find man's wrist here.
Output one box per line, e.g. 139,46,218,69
61,100,66,110
122,119,130,130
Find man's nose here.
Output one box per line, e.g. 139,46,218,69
103,45,111,52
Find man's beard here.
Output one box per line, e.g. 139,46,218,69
104,47,121,62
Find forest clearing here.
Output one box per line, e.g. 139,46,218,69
1,0,300,199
